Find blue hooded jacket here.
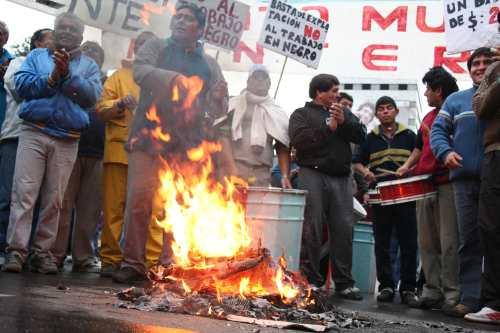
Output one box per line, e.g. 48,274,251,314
15,48,102,139
430,87,485,180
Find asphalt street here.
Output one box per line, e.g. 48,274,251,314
0,270,498,333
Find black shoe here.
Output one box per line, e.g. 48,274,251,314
337,287,363,301
401,290,419,306
112,266,147,284
377,287,395,302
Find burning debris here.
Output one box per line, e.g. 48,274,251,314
116,73,373,330
116,272,373,332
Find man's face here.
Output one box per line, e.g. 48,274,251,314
37,31,54,50
424,85,442,108
355,104,375,126
0,26,8,49
81,43,103,69
338,97,353,110
375,103,398,125
170,8,202,43
469,54,493,85
247,71,271,96
54,17,83,51
316,85,339,107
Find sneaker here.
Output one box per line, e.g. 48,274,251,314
401,290,419,306
2,251,24,273
465,307,500,325
29,254,58,274
443,303,474,318
377,287,395,302
112,266,147,284
73,257,100,273
337,287,363,301
100,263,117,277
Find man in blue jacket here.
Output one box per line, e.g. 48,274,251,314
430,47,494,317
2,13,102,274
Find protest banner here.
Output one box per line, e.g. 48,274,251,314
6,0,171,38
257,0,329,69
443,0,500,53
181,0,250,51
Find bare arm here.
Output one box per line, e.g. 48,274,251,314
396,148,421,176
276,142,291,189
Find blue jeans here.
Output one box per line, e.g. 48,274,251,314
0,139,18,252
453,179,482,310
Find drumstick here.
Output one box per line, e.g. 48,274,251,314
376,167,399,175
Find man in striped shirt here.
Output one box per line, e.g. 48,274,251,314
354,96,418,305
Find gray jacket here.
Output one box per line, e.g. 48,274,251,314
0,56,24,141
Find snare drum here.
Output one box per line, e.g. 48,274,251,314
367,189,381,205
376,174,436,206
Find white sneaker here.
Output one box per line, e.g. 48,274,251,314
465,307,500,325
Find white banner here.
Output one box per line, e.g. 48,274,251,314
443,0,500,53
182,0,250,51
6,0,484,81
258,0,329,69
6,0,171,38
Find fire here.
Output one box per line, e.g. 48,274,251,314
171,75,204,110
140,2,176,26
155,141,251,266
275,266,299,302
145,105,170,143
144,74,305,304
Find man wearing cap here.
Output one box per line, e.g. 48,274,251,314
112,2,228,283
289,74,366,300
354,96,418,305
216,65,291,188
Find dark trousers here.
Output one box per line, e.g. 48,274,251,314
372,202,417,292
0,139,18,252
479,151,500,311
299,167,354,290
453,179,482,310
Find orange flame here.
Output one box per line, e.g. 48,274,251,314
275,265,299,302
156,142,251,267
143,70,303,303
239,277,250,299
145,104,171,143
171,76,204,110
140,2,176,26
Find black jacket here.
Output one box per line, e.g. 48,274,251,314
289,102,366,176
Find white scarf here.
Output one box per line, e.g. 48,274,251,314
228,90,290,148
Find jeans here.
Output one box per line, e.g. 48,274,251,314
0,139,18,252
453,179,482,310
